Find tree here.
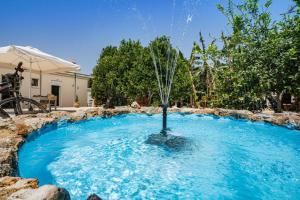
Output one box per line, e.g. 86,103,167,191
125,46,158,105
171,51,194,106
211,0,299,111
92,36,193,107
92,46,119,106
191,32,220,107
189,42,201,107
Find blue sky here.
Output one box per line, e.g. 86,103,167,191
0,0,294,74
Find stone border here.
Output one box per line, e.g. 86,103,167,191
0,106,299,199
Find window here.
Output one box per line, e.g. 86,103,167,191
31,78,39,87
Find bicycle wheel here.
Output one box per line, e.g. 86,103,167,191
18,97,48,114
0,97,21,117
0,107,10,118
0,97,48,117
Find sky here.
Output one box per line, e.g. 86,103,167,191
0,0,295,74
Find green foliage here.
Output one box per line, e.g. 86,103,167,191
92,37,193,107
208,0,300,111
92,46,119,105
92,0,300,112
171,51,193,105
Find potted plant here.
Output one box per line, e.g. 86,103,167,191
74,95,80,108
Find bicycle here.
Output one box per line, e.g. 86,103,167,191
0,62,48,118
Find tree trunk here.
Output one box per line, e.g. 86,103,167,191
190,95,194,107
104,96,114,109
275,91,284,113
295,97,300,112
187,67,199,108
147,90,153,106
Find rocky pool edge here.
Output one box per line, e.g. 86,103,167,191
0,106,299,199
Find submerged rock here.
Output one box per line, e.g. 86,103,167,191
145,132,189,151
165,136,188,149
145,133,168,145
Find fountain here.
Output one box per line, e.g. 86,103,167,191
145,38,189,150
161,103,168,134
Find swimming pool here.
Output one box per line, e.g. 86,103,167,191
18,113,300,199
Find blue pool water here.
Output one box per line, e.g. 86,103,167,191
19,113,300,199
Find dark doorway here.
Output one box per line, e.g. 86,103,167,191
282,92,291,104
51,85,60,106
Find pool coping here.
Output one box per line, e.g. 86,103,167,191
0,106,299,199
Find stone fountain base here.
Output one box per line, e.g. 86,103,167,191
145,132,189,151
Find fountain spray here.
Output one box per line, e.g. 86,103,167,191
145,38,189,150
149,40,178,135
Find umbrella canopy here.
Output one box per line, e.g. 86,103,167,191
0,45,80,72
0,45,80,98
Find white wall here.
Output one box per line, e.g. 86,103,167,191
0,67,90,107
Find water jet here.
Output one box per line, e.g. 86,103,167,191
145,38,188,149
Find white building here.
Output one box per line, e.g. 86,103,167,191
0,66,91,107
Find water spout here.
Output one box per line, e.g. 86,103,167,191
149,38,178,133
146,39,190,149
161,104,168,135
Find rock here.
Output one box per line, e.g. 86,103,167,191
0,149,18,177
140,106,161,114
130,101,141,109
111,107,131,115
287,114,300,129
8,185,70,200
49,111,70,120
87,193,102,200
229,109,253,119
0,177,38,200
69,110,87,122
248,114,263,121
0,127,24,177
261,108,275,115
164,135,189,150
145,132,189,151
145,133,168,145
191,108,215,115
85,108,100,118
270,115,288,126
15,123,29,136
0,119,14,129
176,107,193,114
0,177,20,187
101,107,131,118
169,106,180,113
0,171,68,199
23,118,49,131
0,106,299,200
0,130,23,149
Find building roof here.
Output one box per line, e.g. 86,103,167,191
52,72,91,80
